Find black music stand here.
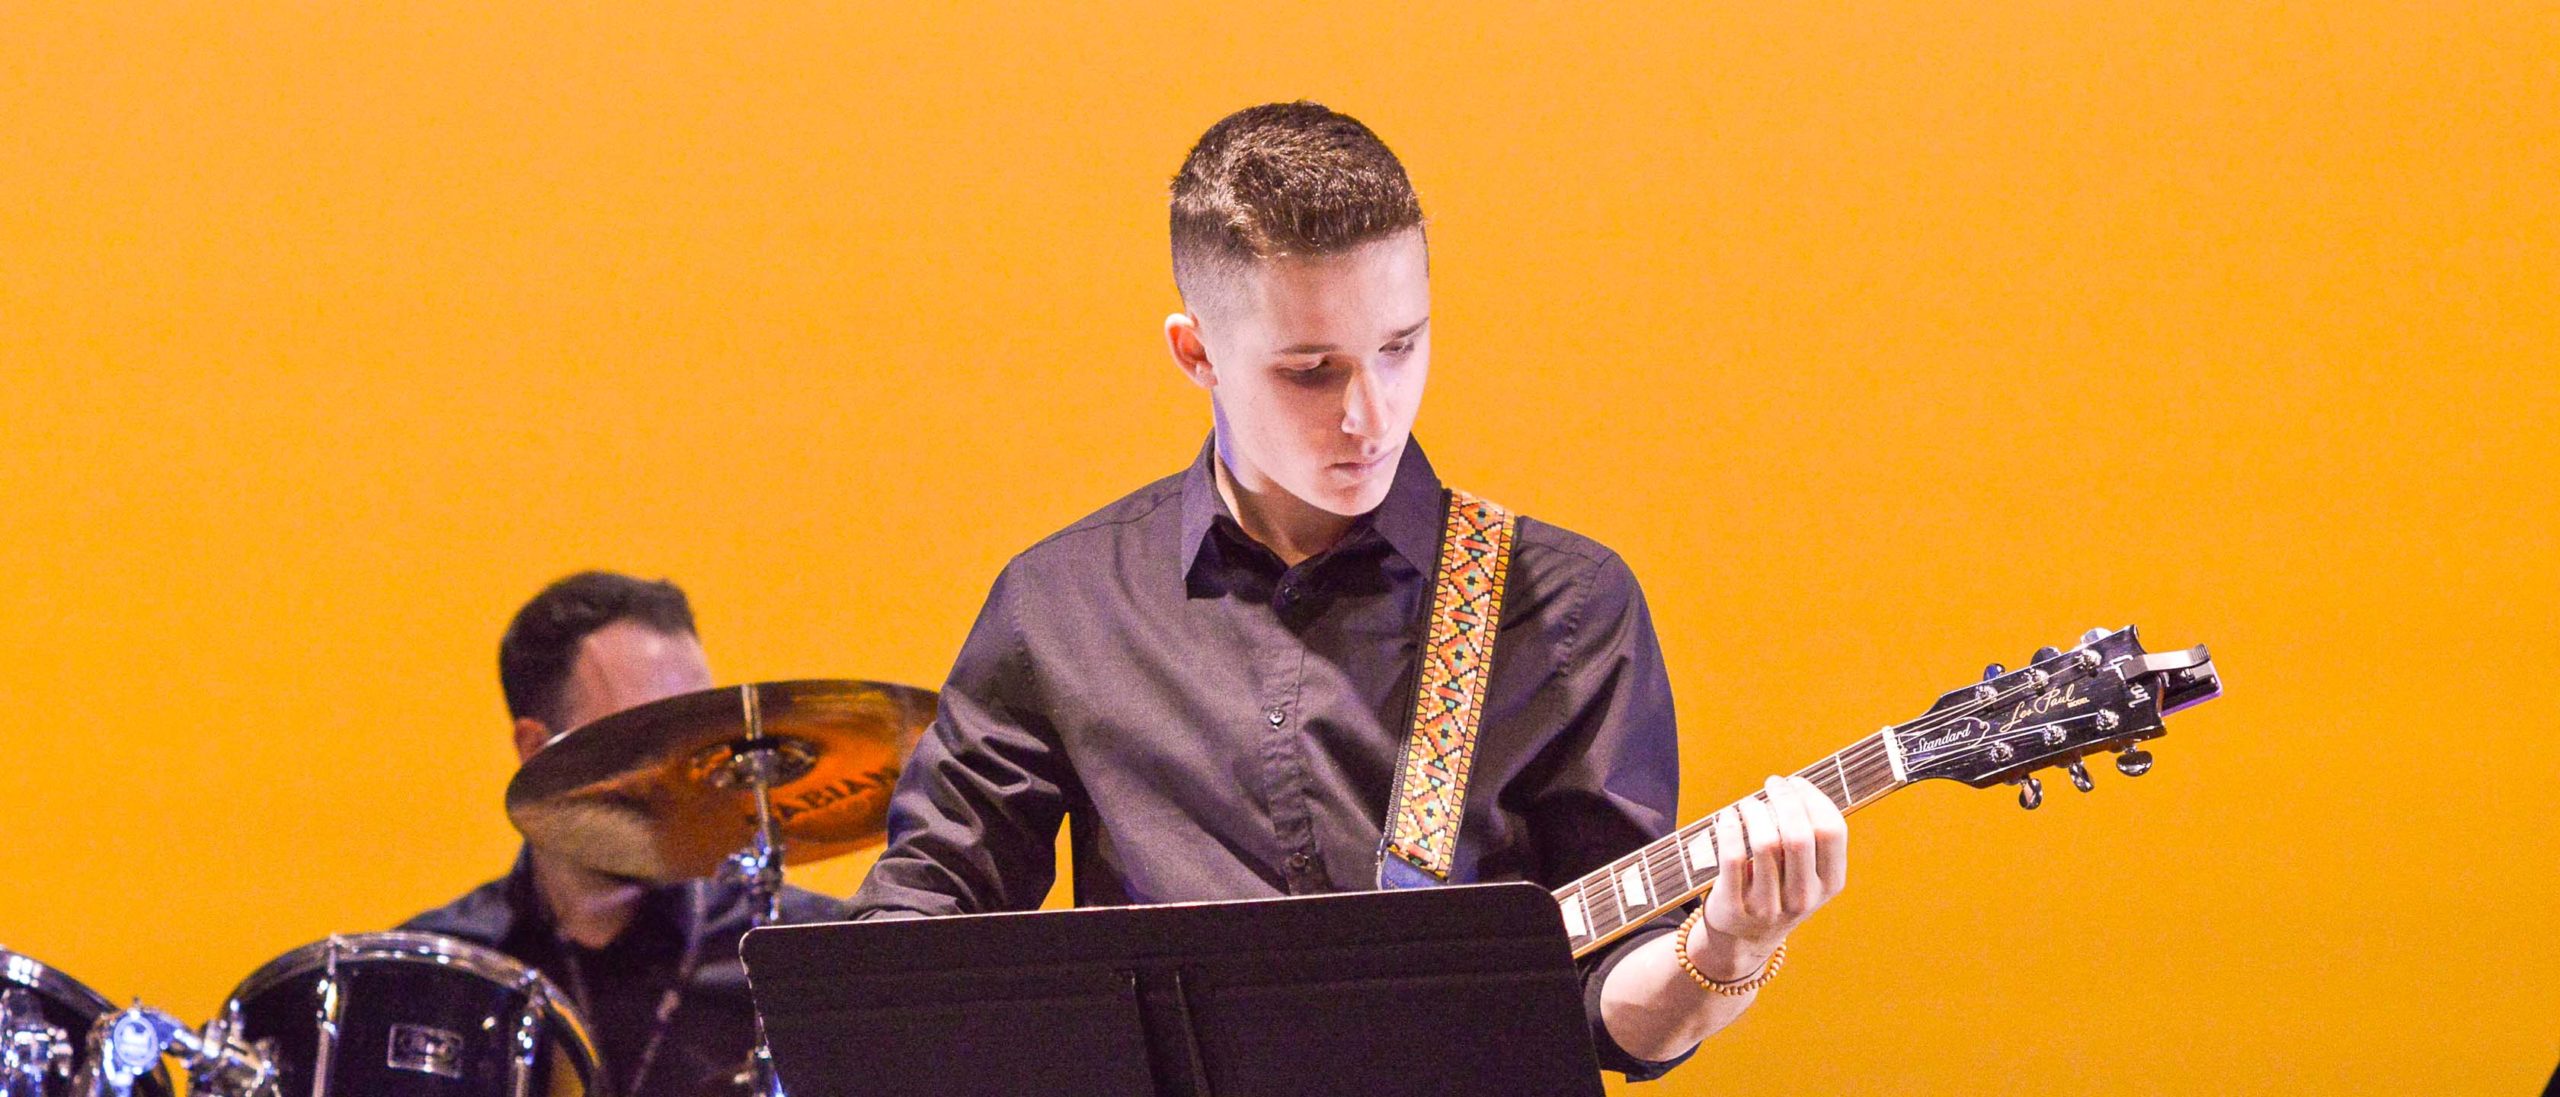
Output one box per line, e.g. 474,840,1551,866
740,882,1604,1097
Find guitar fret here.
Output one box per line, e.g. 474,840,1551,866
1645,846,1681,913
1865,732,1902,803
1672,823,1696,894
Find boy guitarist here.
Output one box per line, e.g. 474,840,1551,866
851,102,1847,1079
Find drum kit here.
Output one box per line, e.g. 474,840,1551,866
3,679,936,1097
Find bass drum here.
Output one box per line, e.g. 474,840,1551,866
225,932,608,1097
0,946,175,1097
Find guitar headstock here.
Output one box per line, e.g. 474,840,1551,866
1896,626,2220,805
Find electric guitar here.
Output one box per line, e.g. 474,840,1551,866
1556,625,2222,957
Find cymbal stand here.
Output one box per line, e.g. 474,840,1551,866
716,684,791,1097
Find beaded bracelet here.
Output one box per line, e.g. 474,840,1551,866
1674,906,1786,997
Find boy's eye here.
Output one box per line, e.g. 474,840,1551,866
1381,341,1411,356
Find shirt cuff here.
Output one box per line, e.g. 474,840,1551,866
1581,926,1699,1082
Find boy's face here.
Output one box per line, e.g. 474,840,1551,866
1176,229,1431,519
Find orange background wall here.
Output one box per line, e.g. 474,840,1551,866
2,4,2552,1094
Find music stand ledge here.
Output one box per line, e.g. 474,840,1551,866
741,881,1605,1097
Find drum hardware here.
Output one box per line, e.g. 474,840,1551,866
73,1003,276,1097
512,973,556,1097
712,684,846,1097
0,949,172,1097
507,679,938,1097
3,988,73,1097
310,943,339,1093
727,711,787,1097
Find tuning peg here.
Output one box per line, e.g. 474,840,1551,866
2081,627,2111,645
1981,663,2005,681
2116,746,2156,777
2066,760,2094,792
2031,647,2061,663
2016,775,2043,810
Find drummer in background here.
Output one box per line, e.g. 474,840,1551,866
404,571,847,1097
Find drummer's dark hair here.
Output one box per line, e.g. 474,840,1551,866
499,571,698,729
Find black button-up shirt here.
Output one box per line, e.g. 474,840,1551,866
403,850,848,1097
851,438,1688,1079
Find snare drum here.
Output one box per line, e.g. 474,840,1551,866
0,946,174,1097
225,932,607,1097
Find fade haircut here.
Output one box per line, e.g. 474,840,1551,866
1169,101,1425,321
498,570,697,731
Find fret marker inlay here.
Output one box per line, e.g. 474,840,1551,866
1560,894,1589,938
1688,830,1715,871
1618,865,1650,909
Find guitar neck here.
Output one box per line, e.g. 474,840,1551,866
1553,730,1907,959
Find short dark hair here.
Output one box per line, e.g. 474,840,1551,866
1169,101,1424,318
498,571,697,729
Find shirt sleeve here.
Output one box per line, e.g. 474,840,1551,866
850,565,1077,919
1528,546,1696,1081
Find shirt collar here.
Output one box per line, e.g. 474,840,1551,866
1177,435,1446,582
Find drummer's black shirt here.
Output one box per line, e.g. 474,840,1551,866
850,438,1693,1081
403,850,845,1097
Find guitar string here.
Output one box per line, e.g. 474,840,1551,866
1587,739,1886,904
1564,666,2125,933
1582,752,1887,935
1609,731,1895,891
1607,716,2084,913
1583,723,2107,936
1567,670,2079,920
1577,748,1885,933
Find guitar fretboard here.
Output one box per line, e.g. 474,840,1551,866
1553,730,1905,958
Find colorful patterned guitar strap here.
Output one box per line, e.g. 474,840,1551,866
1377,487,1517,890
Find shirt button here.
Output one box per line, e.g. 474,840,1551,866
1286,852,1313,874
1264,706,1287,727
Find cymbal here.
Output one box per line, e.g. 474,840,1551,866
505,679,937,882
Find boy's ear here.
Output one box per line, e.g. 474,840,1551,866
1165,312,1216,390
